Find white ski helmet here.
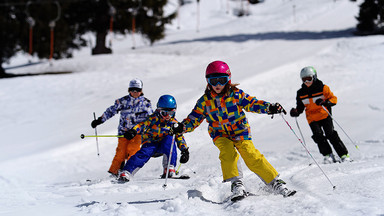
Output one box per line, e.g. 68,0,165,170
300,66,317,80
129,78,143,89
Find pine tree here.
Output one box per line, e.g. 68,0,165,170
0,1,24,77
20,1,87,59
110,0,177,45
356,0,384,35
0,0,177,76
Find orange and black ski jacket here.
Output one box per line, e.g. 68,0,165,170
295,79,337,124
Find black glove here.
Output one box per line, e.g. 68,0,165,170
290,108,300,117
315,99,335,107
124,128,137,140
267,103,286,115
170,123,185,135
180,148,189,164
315,98,326,106
91,117,103,128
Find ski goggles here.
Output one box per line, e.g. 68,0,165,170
302,76,313,83
159,108,176,117
207,76,229,86
129,87,142,93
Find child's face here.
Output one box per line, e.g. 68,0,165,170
162,115,172,121
159,109,175,121
212,84,225,94
302,76,314,87
304,79,313,87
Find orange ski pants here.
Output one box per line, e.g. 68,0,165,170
108,135,141,175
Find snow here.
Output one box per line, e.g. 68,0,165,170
1,0,384,215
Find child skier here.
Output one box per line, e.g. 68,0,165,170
118,95,189,182
176,60,296,201
290,66,350,163
91,78,153,178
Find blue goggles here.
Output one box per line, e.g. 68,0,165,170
207,76,229,86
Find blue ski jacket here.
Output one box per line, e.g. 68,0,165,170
100,94,153,135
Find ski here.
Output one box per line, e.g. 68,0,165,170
283,190,297,198
187,189,258,205
159,174,190,180
76,198,173,207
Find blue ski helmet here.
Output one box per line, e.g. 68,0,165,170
157,95,177,109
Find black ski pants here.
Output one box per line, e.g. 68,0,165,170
309,116,348,157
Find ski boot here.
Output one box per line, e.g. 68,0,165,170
269,179,296,197
231,180,248,201
118,170,131,182
108,171,119,179
160,166,176,179
340,154,351,162
323,153,337,164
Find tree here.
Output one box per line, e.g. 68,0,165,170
21,1,87,59
0,0,88,77
0,1,24,77
110,0,177,45
66,0,177,54
356,0,384,35
0,0,177,77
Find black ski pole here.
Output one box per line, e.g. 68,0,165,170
93,112,100,156
321,106,359,150
295,117,312,165
281,114,336,189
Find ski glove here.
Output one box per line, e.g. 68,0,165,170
315,99,335,107
267,103,286,115
180,148,189,164
170,123,185,135
91,117,103,128
124,128,137,140
290,108,300,117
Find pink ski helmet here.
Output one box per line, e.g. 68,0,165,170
205,61,231,84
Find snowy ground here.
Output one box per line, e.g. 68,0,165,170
1,0,384,215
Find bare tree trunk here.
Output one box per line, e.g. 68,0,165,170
92,31,112,55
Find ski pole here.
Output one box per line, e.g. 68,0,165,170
321,106,359,150
80,134,123,139
280,114,336,189
163,134,176,189
295,117,312,166
93,112,100,156
184,163,197,174
175,163,182,175
175,163,197,175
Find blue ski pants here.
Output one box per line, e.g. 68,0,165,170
123,135,177,175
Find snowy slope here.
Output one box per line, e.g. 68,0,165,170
1,0,384,215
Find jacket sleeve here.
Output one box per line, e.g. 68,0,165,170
296,93,305,114
101,98,123,122
181,98,206,133
323,85,337,105
175,134,188,151
238,89,270,114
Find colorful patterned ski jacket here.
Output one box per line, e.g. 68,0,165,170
131,111,188,151
182,88,270,142
295,79,337,124
101,94,153,135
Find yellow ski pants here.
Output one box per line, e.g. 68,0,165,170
214,137,278,184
